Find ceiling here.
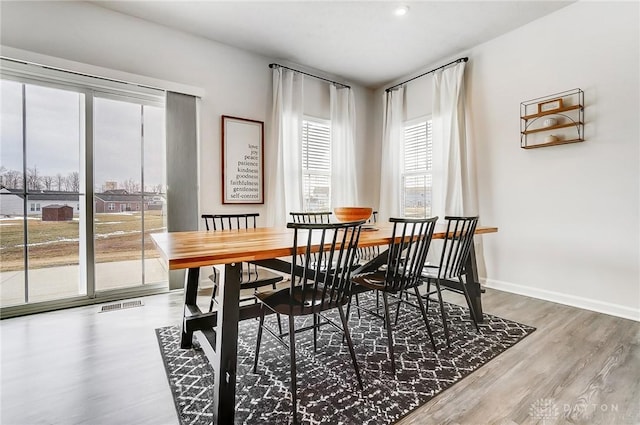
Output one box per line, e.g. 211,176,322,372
93,1,573,89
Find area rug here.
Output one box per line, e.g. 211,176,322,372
156,293,535,425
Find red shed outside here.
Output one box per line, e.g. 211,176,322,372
42,204,74,221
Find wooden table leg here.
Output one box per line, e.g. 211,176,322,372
180,267,200,349
212,262,241,424
464,242,484,323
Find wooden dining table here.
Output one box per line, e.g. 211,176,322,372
151,222,497,424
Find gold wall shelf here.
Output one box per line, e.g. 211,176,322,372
520,89,584,149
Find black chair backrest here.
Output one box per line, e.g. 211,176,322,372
289,211,332,224
202,213,259,231
202,213,262,282
369,211,378,224
384,216,438,292
437,216,479,280
358,210,380,262
288,220,364,312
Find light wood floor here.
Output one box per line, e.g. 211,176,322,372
1,288,638,425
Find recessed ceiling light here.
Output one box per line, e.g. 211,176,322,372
394,5,409,16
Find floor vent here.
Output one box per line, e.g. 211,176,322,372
99,300,144,313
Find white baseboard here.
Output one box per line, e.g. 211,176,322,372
482,278,640,322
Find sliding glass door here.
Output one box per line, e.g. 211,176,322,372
93,95,166,292
0,80,86,306
0,70,166,312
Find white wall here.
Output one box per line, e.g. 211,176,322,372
372,1,639,319
0,1,375,224
470,1,639,320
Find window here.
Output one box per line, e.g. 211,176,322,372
0,59,166,312
401,119,433,218
301,118,331,212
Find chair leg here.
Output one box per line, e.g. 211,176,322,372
394,290,408,326
338,305,363,390
425,279,432,310
382,292,396,375
277,314,283,335
354,293,361,319
433,278,451,347
288,315,299,424
270,282,284,335
313,313,318,353
253,304,266,373
458,276,480,331
208,282,218,313
413,286,437,352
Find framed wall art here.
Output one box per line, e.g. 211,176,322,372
221,115,264,204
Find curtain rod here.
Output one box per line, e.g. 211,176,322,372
385,57,468,92
269,63,350,89
1,56,166,93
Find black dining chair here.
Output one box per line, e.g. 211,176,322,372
289,211,333,224
290,210,359,342
352,210,382,317
356,210,379,262
420,216,480,347
201,213,284,313
289,211,335,276
351,216,439,374
252,220,365,424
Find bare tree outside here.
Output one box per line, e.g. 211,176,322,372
42,175,54,190
66,171,80,192
55,173,64,191
3,170,22,189
121,178,140,193
26,166,42,191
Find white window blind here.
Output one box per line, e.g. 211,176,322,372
401,119,433,218
301,118,331,212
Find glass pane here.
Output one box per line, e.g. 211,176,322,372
26,196,83,302
1,80,24,190
24,84,84,302
142,105,167,286
94,97,143,291
402,174,432,218
0,197,25,306
303,173,331,212
1,80,25,306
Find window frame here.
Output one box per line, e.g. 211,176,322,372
401,116,433,218
300,116,332,212
0,61,167,317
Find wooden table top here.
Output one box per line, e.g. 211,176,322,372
151,224,498,271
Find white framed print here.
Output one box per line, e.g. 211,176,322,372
221,115,264,204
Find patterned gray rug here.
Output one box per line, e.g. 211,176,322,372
156,294,535,425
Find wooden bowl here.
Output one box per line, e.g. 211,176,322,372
333,207,373,223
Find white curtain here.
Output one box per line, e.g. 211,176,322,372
265,68,304,227
432,61,478,217
378,87,405,223
330,85,359,208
